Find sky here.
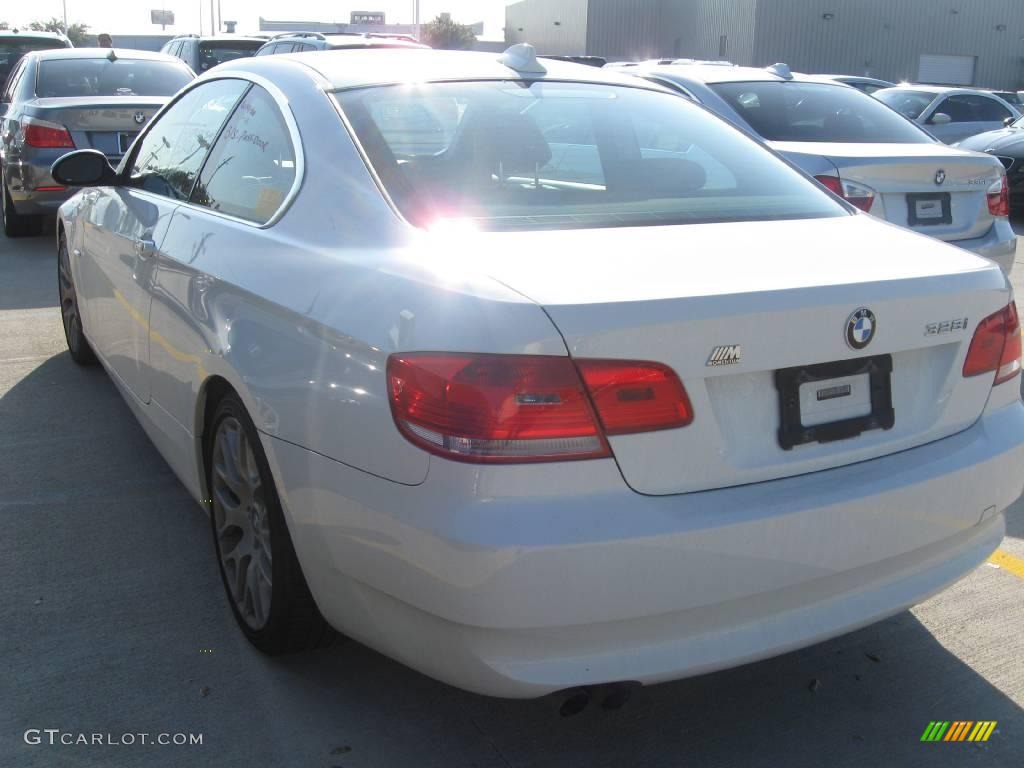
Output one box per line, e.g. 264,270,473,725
2,0,511,40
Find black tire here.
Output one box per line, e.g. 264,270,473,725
2,173,44,238
57,233,97,365
207,393,335,654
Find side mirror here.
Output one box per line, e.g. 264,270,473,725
51,150,118,188
1004,116,1016,128
929,112,952,126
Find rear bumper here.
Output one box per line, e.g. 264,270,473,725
950,217,1017,275
3,156,75,214
265,395,1024,698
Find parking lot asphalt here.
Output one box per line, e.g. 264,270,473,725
2,218,1024,768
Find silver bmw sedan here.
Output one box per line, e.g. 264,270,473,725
50,46,1024,699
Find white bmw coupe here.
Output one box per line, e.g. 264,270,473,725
50,45,1024,699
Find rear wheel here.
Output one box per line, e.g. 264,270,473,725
208,393,335,653
2,172,44,238
57,233,96,365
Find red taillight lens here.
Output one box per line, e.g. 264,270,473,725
815,174,843,196
387,353,692,462
963,302,1021,385
987,175,1010,217
814,174,875,212
388,353,609,462
23,119,75,149
575,359,693,434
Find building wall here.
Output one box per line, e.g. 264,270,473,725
752,0,1024,88
505,0,589,56
585,0,662,60
659,0,758,63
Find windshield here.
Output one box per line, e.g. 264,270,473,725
873,89,937,120
197,41,262,71
36,58,194,97
0,37,65,84
335,80,846,231
711,81,933,143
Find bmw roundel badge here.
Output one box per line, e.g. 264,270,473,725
845,308,876,350
134,111,146,125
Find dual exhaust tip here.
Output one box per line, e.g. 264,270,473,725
558,682,639,717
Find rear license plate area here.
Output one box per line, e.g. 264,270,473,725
118,132,139,154
774,355,894,450
907,192,951,226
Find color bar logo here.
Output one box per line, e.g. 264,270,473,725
921,721,997,742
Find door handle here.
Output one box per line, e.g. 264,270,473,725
133,237,156,259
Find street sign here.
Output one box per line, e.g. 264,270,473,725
151,9,175,26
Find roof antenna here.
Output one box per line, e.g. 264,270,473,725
106,48,118,62
499,43,547,75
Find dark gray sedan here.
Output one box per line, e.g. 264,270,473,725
1,48,194,236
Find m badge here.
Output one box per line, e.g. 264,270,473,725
707,345,741,367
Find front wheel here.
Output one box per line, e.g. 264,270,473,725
57,234,96,365
208,394,335,653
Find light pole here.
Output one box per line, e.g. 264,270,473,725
413,0,420,41
62,0,67,31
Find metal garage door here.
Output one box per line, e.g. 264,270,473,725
917,54,976,85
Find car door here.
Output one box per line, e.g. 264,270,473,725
148,82,300,429
78,78,248,403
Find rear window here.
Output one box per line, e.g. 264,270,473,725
712,81,933,143
36,58,194,97
197,41,261,72
873,89,936,120
335,80,846,231
0,37,66,83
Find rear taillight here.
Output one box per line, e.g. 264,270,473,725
575,359,693,434
814,174,875,212
987,174,1010,217
963,302,1021,386
22,118,75,149
387,353,691,463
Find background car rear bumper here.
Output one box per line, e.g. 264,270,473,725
952,217,1017,274
4,157,75,213
265,395,1024,697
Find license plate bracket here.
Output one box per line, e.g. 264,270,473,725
906,192,951,226
774,355,895,450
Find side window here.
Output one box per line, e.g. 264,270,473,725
190,85,297,223
128,79,249,200
938,96,976,123
974,96,1012,121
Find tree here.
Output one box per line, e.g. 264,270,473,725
29,17,91,47
421,13,476,51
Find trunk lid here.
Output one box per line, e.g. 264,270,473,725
772,142,1004,242
27,97,167,160
453,215,1008,495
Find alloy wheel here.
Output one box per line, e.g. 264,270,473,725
211,416,274,630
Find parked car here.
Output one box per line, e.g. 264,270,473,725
254,31,427,56
160,34,265,73
50,45,1024,699
985,89,1024,108
0,30,72,86
1,48,194,236
873,85,1020,144
630,63,1016,273
810,74,896,94
955,115,1024,210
